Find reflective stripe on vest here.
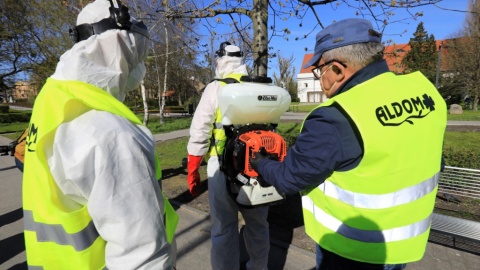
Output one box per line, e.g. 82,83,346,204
318,173,439,209
26,266,104,270
302,196,433,243
23,210,99,252
208,73,244,157
301,71,447,264
26,263,108,270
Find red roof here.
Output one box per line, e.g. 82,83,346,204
299,40,448,74
161,90,175,97
300,53,315,74
383,43,411,73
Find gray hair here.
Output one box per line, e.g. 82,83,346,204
323,42,384,71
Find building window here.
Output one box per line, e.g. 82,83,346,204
305,83,308,87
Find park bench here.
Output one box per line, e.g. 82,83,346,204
163,107,188,115
429,166,480,253
438,166,480,200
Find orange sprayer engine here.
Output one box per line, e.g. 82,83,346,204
238,130,286,178
222,125,287,207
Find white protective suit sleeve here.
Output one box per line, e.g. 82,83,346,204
47,110,175,270
187,80,219,156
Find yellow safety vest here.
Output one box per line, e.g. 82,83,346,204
23,78,178,269
301,72,447,264
207,73,244,157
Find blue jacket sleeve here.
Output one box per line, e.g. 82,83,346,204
257,106,362,194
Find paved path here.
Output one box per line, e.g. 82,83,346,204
1,115,480,269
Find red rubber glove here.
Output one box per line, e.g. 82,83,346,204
187,154,203,197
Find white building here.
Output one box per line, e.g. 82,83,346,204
297,53,328,103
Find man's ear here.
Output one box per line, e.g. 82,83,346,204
332,63,346,81
331,63,343,74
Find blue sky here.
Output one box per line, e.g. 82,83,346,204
266,1,470,76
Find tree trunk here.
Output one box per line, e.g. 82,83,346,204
474,94,479,111
178,70,183,106
156,55,164,124
252,0,268,77
141,81,149,125
160,21,169,124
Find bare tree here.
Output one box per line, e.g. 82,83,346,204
131,0,200,123
0,0,75,99
272,53,297,100
159,0,444,77
443,0,480,111
0,0,27,99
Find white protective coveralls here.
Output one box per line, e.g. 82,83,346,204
46,0,175,269
187,45,270,270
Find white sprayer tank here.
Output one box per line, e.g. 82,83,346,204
218,76,291,126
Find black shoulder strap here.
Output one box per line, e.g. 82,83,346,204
211,78,240,84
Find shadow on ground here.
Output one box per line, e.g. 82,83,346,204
0,208,26,268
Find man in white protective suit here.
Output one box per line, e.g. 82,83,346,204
187,42,270,270
22,0,178,269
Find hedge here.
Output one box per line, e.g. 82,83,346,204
442,146,480,169
0,105,9,113
0,112,32,123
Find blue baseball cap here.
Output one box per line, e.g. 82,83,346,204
303,18,382,68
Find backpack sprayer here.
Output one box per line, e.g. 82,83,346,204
217,75,291,207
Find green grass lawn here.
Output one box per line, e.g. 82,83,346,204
444,131,480,149
144,115,193,133
0,122,28,132
289,103,318,112
446,110,480,121
156,137,189,169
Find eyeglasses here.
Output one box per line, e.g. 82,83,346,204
312,59,347,80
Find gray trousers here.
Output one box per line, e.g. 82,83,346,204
207,156,270,270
